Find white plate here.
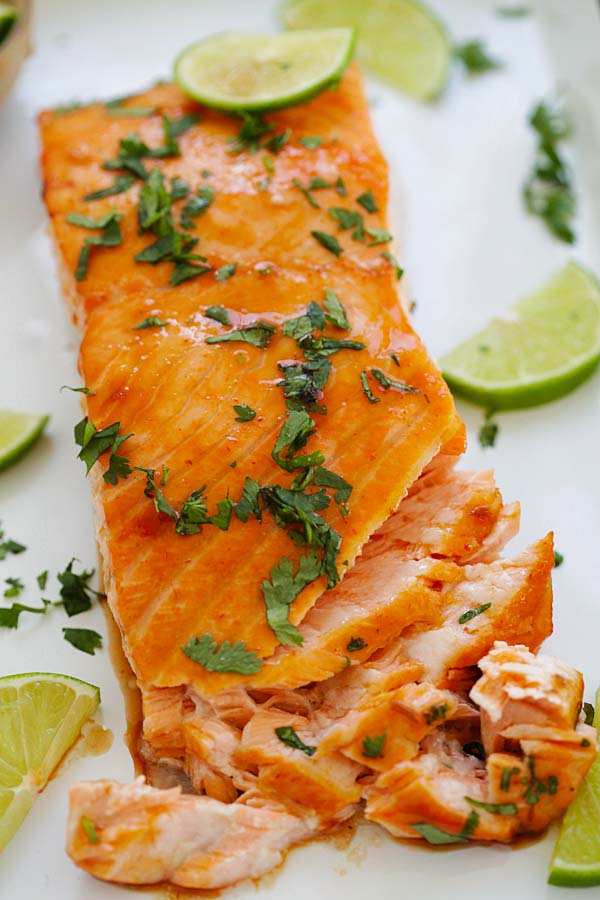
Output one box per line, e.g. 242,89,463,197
1,1,599,898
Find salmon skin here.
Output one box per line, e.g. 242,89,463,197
39,64,594,892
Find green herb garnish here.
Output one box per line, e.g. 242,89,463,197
261,553,322,646
299,136,322,149
413,812,479,845
311,230,343,257
455,40,503,74
181,633,262,674
205,322,276,348
554,550,564,568
347,637,367,652
63,628,103,655
479,411,499,448
382,250,404,280
67,209,123,281
362,732,386,758
458,602,492,625
84,175,136,201
133,316,167,330
424,703,448,725
465,796,517,815
233,404,257,422
524,100,575,243
81,816,99,844
58,560,104,616
74,418,133,485
180,185,214,229
0,526,26,561
204,305,232,326
357,191,378,213
215,263,237,281
275,725,317,756
4,577,24,598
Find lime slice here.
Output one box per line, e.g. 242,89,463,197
441,262,600,410
0,411,49,473
548,688,600,886
0,672,100,853
0,3,17,46
279,0,450,101
174,29,356,112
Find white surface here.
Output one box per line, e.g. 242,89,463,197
1,1,599,898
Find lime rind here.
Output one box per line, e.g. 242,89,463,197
174,28,356,112
0,411,49,473
547,687,600,886
279,0,451,101
441,262,600,411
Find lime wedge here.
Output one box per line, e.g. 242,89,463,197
0,672,100,853
548,688,600,886
0,3,17,46
279,0,450,101
441,262,600,410
174,29,356,112
0,411,49,473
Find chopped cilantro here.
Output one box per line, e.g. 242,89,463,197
465,796,517,815
215,263,237,281
205,322,276,348
458,602,492,625
311,230,343,257
347,636,367,652
524,100,575,243
60,384,96,395
357,191,378,213
67,210,123,281
74,418,133,485
170,176,190,200
81,816,99,844
58,560,104,616
323,289,349,329
228,111,272,154
133,316,167,330
424,703,448,725
0,525,26,560
583,702,595,726
233,404,256,422
278,358,330,414
360,370,380,404
84,175,136,201
299,136,322,149
180,184,214,229
328,206,364,241
500,766,520,791
455,40,503,73
554,550,564,568
63,627,103,655
272,410,325,473
0,600,49,629
522,755,558,805
370,368,419,394
335,176,347,196
36,570,48,590
261,553,322,646
181,632,262,674
134,466,178,522
382,250,404,280
275,725,317,756
413,812,479,845
366,226,392,245
204,305,232,326
292,178,320,208
235,476,262,523
479,411,499,448
264,127,291,153
362,732,386,758
4,577,24,598
299,334,365,359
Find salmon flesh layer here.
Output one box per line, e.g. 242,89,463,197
39,65,595,891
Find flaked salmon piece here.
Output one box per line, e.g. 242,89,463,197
141,685,186,758
470,641,583,754
67,778,311,889
364,644,596,842
237,709,363,824
183,717,251,801
40,65,460,696
397,536,554,687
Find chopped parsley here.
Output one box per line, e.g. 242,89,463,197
58,560,104,616
181,632,263,674
382,250,404,280
465,796,517,815
458,602,492,625
66,209,123,281
205,322,276,348
455,40,503,74
524,100,575,243
479,411,499,448
412,811,479,845
347,637,367,652
204,305,231,326
63,627,103,655
554,550,564,568
84,175,136,201
133,316,167,330
74,418,133,485
233,404,256,422
362,732,386,758
215,263,237,281
311,230,343,257
357,191,378,213
261,553,322,646
275,725,317,756
0,526,26,560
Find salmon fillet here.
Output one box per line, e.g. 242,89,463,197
39,63,594,891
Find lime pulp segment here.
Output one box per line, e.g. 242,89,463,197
441,262,600,410
174,29,356,112
0,411,49,473
279,0,451,101
0,673,100,853
548,688,600,886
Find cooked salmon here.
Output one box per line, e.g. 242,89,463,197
39,62,594,892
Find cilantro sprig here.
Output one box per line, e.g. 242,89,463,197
524,100,576,243
181,633,262,674
74,418,133,485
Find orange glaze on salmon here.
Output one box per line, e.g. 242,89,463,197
39,63,594,892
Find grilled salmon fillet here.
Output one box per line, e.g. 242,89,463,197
39,63,595,891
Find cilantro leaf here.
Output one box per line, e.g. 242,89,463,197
272,411,325,473
458,602,492,625
63,627,103,655
554,551,564,568
275,725,317,756
3,577,24,598
381,250,404,280
134,466,178,521
357,191,378,213
278,358,330,414
0,525,26,560
228,111,272,154
60,384,95,395
370,368,419,394
58,560,104,617
264,127,291,153
180,185,214,229
366,226,392,246
181,633,263,674
205,322,276,348
298,334,365,359
479,411,499,448
283,302,325,341
347,636,367,652
0,600,49,629
311,231,343,257
215,263,237,281
328,206,364,241
323,289,350,330
137,168,172,231
170,260,212,286
261,553,322,646
233,404,256,422
524,100,575,243
360,371,380,404
205,305,232,326
210,496,234,531
176,487,210,535
235,476,262,523
81,816,99,844
292,178,320,209
37,570,48,590
299,136,322,149
74,418,133,484
133,316,167,330
362,732,386,758
84,175,136,201
170,176,190,200
412,813,479,845
314,467,352,506
465,796,517,815
336,176,347,196
68,210,123,281
455,40,503,74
